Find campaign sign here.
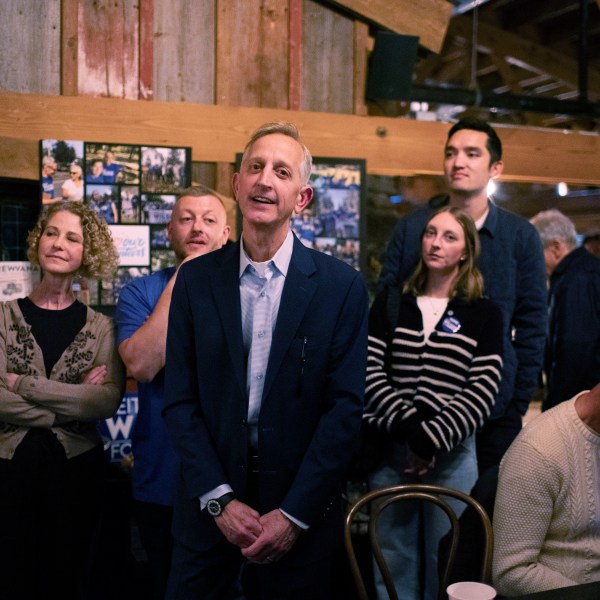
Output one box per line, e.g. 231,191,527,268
99,391,138,463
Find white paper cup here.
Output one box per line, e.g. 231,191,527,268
447,581,496,600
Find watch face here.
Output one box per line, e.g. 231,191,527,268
206,499,222,516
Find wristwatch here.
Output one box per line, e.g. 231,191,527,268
206,492,235,517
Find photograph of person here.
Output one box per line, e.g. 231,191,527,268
140,194,176,224
86,186,119,224
120,186,141,223
85,143,140,186
40,140,85,204
141,146,188,194
61,162,84,202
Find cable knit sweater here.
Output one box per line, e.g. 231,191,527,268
493,396,600,596
0,299,125,460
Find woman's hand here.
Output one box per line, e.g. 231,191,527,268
82,365,107,385
4,372,18,391
404,449,435,476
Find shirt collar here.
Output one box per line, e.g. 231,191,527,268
239,228,294,278
478,199,498,236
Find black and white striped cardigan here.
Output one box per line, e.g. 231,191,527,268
364,289,504,461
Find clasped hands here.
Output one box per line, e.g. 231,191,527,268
214,499,300,565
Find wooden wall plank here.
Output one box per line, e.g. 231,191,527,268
139,0,154,100
353,20,370,116
78,0,139,98
153,0,215,103
325,0,452,54
216,0,290,108
289,0,303,111
61,0,79,95
1,91,598,185
301,0,354,114
0,0,61,94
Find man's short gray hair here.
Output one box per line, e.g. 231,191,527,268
530,209,577,250
241,121,313,185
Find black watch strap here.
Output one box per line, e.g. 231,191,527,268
206,492,235,516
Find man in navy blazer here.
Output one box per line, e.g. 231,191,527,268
163,122,368,599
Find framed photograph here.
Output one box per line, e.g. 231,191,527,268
85,143,140,185
0,262,41,300
305,158,366,271
141,146,189,194
40,139,85,205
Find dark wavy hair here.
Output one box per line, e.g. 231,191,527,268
27,200,120,279
403,206,485,301
447,118,503,165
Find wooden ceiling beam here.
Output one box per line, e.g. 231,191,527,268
449,15,600,99
321,0,452,53
0,91,598,184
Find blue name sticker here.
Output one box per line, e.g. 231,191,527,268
441,316,461,333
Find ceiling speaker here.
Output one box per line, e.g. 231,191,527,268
366,32,420,101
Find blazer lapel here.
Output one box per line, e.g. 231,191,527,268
262,237,317,402
212,243,247,398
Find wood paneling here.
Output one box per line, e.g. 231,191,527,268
139,0,153,100
216,0,290,108
1,91,598,185
289,0,303,111
153,0,215,103
61,0,79,95
353,20,370,116
326,0,452,53
78,0,139,98
301,0,354,114
0,0,61,94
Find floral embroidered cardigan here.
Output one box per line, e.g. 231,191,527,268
0,300,125,460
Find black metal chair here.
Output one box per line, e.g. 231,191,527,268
344,483,493,600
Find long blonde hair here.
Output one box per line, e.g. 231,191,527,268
403,206,485,301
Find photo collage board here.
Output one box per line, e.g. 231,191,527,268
39,140,191,309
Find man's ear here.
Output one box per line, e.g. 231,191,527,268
490,160,504,180
550,239,567,261
232,172,240,201
294,186,314,214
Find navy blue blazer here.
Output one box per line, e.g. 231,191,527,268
163,235,368,561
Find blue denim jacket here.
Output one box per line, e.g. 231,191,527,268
378,195,547,419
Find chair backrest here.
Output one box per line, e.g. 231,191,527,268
344,483,493,600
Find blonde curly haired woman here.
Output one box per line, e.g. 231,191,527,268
0,200,125,599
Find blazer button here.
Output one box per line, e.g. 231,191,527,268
240,418,247,426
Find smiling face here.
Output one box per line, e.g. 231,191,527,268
92,160,104,177
38,210,84,276
69,165,82,181
167,194,230,262
421,211,467,278
232,133,313,234
443,129,503,199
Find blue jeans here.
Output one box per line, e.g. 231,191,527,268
368,436,478,600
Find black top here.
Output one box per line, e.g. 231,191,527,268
18,297,86,377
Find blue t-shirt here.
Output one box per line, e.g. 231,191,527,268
42,175,55,198
115,267,178,506
102,163,121,183
87,175,105,184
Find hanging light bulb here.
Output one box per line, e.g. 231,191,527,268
487,180,497,197
557,182,568,197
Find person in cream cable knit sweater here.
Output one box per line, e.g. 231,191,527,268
492,383,600,596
